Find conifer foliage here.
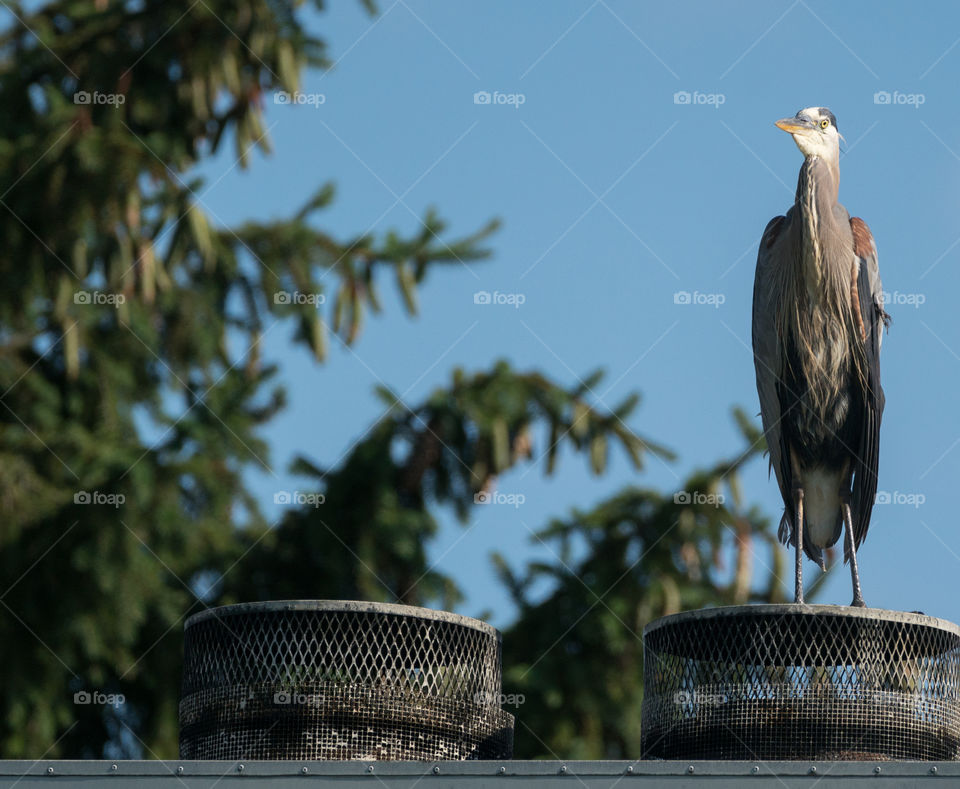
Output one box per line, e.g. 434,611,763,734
0,0,795,759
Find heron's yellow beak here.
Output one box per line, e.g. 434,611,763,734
775,118,814,134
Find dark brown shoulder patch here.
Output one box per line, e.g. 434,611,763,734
764,215,785,250
850,216,874,258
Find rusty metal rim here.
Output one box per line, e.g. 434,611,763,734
185,600,500,638
642,604,960,639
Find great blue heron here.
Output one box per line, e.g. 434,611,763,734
752,107,888,607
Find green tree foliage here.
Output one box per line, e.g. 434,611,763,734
0,0,808,762
229,362,668,608
0,0,498,758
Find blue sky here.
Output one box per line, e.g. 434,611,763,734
195,0,960,627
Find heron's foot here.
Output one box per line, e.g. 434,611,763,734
840,497,866,609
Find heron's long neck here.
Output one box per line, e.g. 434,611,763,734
787,155,853,419
795,156,840,298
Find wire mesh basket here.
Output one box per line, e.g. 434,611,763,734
179,600,514,761
641,605,960,761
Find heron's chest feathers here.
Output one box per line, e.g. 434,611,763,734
782,161,861,420
784,267,855,433
790,308,852,426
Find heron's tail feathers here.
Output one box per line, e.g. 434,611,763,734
778,512,828,572
807,544,827,572
777,513,791,546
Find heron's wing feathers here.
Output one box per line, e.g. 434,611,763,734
849,216,886,554
752,215,794,542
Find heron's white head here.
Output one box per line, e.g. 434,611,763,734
775,107,841,161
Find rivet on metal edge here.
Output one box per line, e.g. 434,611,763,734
931,766,938,774
177,766,184,775
751,766,759,774
560,765,567,774
687,766,694,774
626,765,633,774
238,764,245,772
433,766,440,774
367,765,375,773
810,766,817,775
874,766,881,774
111,764,118,771
302,766,309,775
498,766,506,775
47,767,54,775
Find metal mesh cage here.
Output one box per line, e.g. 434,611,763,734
179,601,514,761
641,605,960,761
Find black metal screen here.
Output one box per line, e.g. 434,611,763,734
179,601,514,761
641,605,960,761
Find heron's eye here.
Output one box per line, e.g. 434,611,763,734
820,119,830,129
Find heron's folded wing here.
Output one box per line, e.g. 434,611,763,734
752,215,794,536
849,216,886,551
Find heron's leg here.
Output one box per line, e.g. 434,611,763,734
793,486,804,604
841,494,866,608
